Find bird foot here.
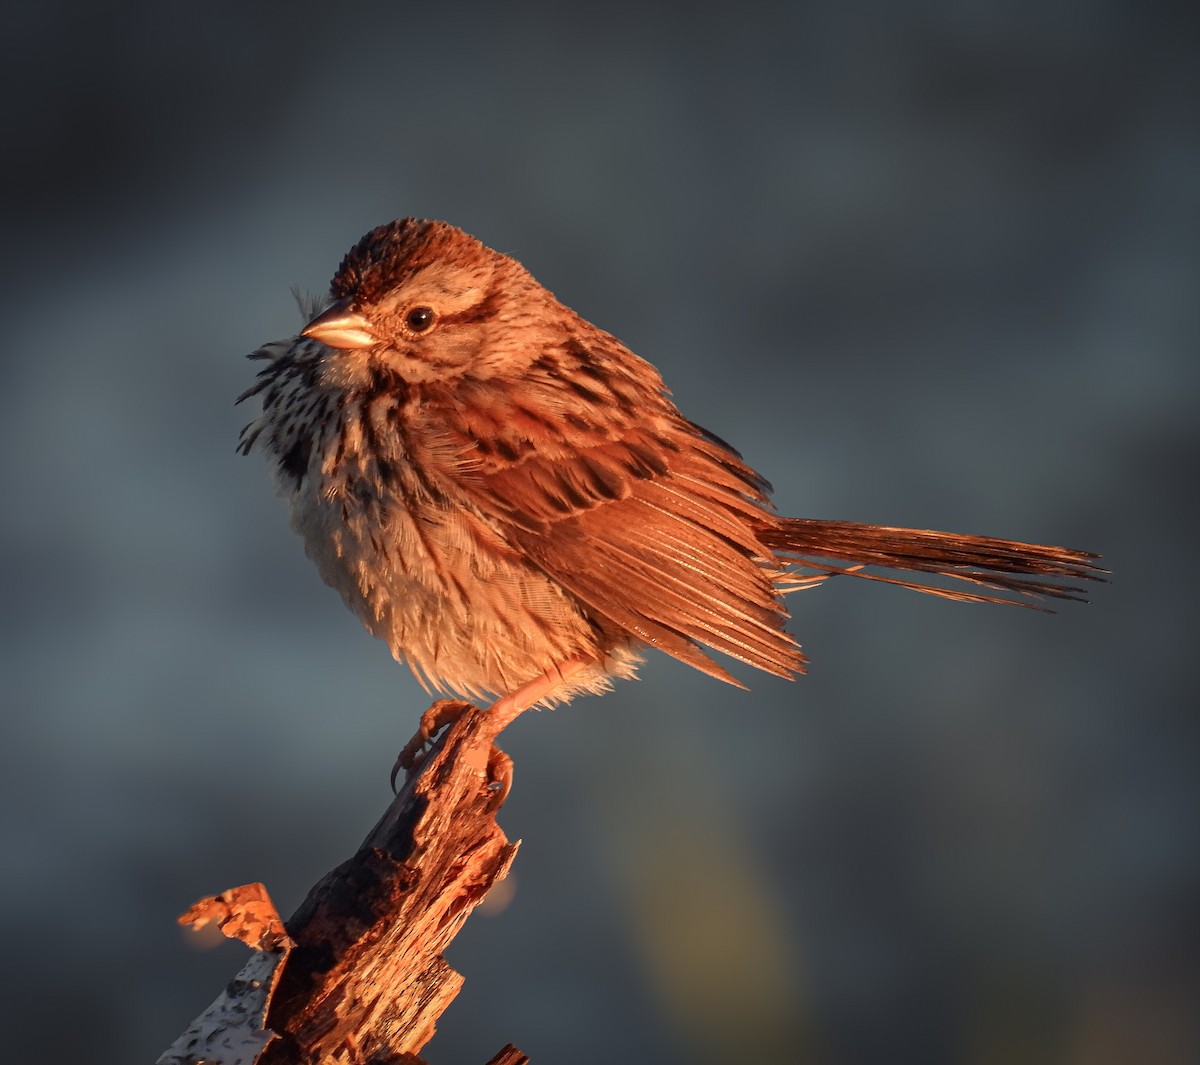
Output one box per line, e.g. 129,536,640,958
390,699,474,792
389,700,514,810
485,746,514,812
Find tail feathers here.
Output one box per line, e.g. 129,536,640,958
763,519,1106,610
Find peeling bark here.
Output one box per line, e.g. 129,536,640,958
160,701,527,1065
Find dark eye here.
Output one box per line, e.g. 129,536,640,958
405,306,437,334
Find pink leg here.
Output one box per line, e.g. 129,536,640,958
392,658,596,788
485,656,595,734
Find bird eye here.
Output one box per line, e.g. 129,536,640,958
405,306,437,334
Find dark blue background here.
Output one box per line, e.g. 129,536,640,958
2,3,1195,1063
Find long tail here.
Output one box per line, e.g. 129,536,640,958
762,519,1106,610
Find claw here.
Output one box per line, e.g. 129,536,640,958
390,699,474,792
485,746,514,812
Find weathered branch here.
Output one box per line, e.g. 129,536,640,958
159,700,527,1065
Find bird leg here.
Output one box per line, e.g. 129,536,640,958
485,656,595,734
391,658,594,790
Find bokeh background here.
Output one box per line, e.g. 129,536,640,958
2,3,1196,1063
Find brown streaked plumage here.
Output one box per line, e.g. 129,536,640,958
238,218,1103,733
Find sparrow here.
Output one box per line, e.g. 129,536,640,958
238,218,1102,743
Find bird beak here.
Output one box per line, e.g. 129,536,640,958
302,297,378,349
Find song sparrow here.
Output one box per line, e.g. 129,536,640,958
238,218,1102,737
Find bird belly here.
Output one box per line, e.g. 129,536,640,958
287,480,637,702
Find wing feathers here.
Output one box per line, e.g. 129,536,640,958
584,535,801,676
414,337,1101,688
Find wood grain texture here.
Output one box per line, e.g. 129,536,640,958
163,700,525,1065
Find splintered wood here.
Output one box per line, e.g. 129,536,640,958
159,701,526,1065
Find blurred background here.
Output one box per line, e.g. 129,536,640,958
1,3,1195,1063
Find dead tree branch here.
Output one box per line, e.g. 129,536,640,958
159,700,527,1065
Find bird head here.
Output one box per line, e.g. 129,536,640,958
301,218,560,387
